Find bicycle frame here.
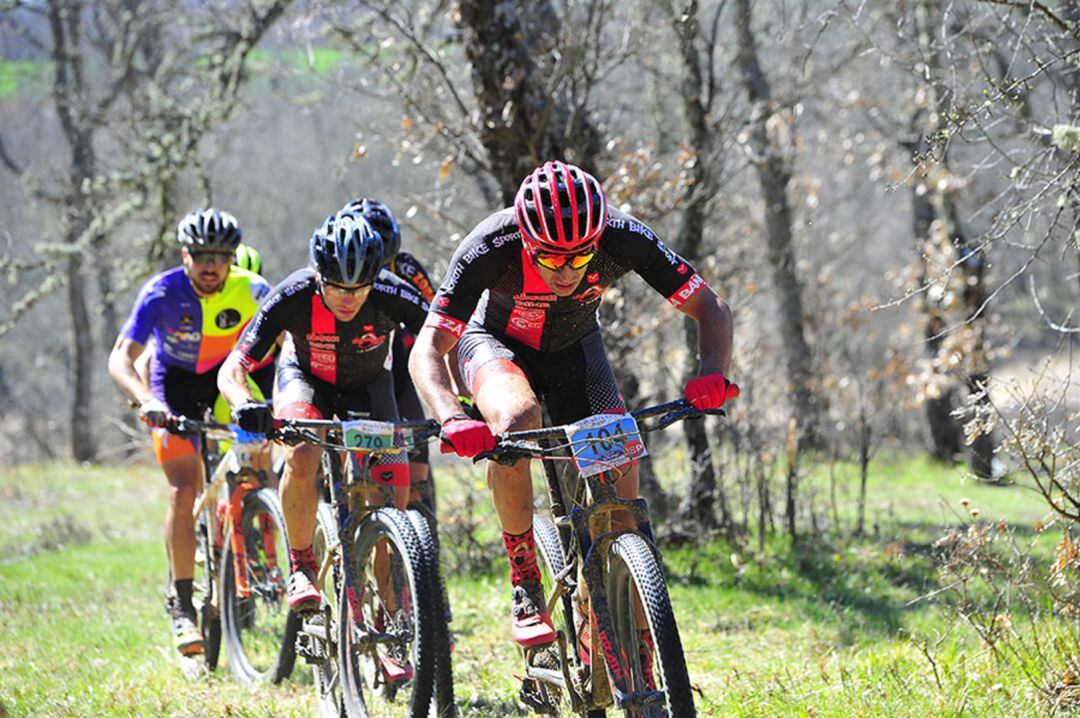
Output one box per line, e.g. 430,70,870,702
275,417,440,639
183,420,277,601
487,399,716,712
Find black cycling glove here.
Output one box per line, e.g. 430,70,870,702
233,402,273,435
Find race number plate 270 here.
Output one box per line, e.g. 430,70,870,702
565,413,648,478
342,419,407,452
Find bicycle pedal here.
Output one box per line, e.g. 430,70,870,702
518,678,556,714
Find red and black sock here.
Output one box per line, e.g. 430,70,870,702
502,528,541,586
290,546,317,575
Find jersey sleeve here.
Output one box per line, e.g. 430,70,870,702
374,271,431,334
233,280,291,370
606,214,707,309
395,251,437,302
426,215,511,338
119,277,162,345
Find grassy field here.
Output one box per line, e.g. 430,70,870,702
0,455,1058,717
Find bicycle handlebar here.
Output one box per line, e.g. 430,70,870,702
270,417,442,452
475,396,731,464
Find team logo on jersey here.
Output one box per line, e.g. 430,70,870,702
215,309,242,329
352,326,387,352
436,295,451,308
180,313,194,326
573,285,605,303
509,308,545,331
669,273,705,308
587,272,600,284
676,263,689,275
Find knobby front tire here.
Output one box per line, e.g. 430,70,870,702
220,487,298,684
312,501,345,718
605,533,695,718
192,506,222,673
531,513,578,716
339,507,438,718
406,508,456,717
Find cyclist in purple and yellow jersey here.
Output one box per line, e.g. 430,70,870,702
108,209,272,657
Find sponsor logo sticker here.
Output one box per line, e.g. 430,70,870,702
215,308,242,329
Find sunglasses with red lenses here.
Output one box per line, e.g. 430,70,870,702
532,251,595,271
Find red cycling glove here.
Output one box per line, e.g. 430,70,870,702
684,373,739,411
439,416,497,458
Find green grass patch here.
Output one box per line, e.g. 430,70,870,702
0,456,1063,716
248,47,347,75
0,59,47,99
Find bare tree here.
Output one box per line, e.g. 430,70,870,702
733,0,821,448
650,0,740,533
0,0,292,460
913,0,996,477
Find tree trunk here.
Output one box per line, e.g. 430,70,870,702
667,0,733,535
855,404,870,536
784,417,798,541
916,0,996,477
457,0,601,200
734,0,820,447
677,316,719,533
913,171,963,461
68,255,97,461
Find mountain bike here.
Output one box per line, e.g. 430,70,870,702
171,417,298,683
278,416,455,718
481,398,732,717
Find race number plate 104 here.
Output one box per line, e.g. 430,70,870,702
565,413,648,478
342,419,407,452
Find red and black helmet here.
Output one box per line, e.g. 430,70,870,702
514,161,608,254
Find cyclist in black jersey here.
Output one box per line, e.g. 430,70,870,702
341,198,439,504
218,211,430,613
410,161,737,650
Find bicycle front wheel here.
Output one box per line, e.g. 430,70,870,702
605,533,695,717
220,487,298,684
311,501,345,718
339,507,439,718
192,506,222,672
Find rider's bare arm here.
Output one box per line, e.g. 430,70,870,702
218,350,258,408
409,325,465,424
107,336,153,404
676,285,733,376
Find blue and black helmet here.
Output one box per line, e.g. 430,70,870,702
310,211,384,287
341,197,401,268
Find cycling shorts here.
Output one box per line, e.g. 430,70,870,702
274,355,408,487
457,326,625,427
149,358,272,464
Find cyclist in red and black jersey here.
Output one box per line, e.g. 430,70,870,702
342,199,439,503
410,161,737,650
218,211,430,613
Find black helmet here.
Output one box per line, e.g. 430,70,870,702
310,211,384,287
342,198,401,267
177,209,243,251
